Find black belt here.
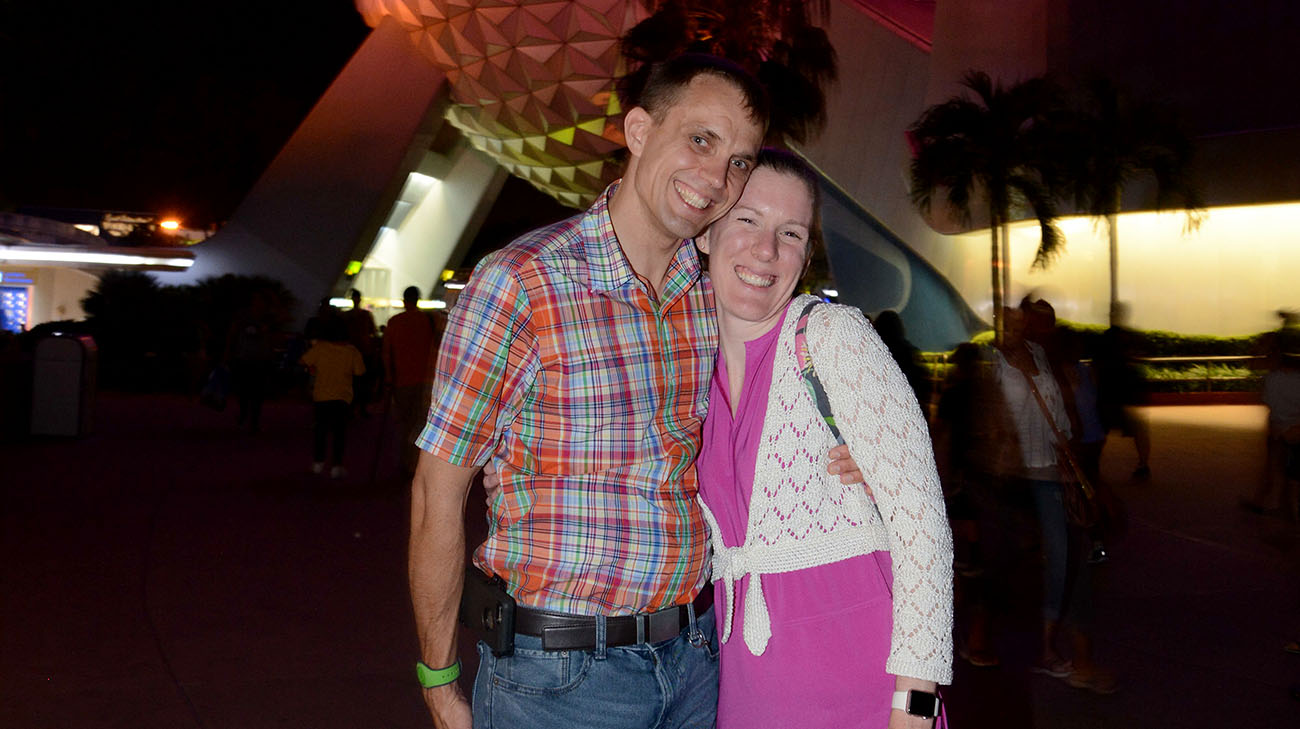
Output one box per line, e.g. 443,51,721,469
516,589,713,651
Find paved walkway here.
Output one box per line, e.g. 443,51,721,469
1,395,1296,728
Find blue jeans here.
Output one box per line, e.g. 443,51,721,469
472,605,720,729
1029,479,1069,621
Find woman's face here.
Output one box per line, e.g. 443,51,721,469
696,166,813,335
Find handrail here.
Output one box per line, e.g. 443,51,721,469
1133,355,1263,393
920,352,1269,394
1133,355,1264,365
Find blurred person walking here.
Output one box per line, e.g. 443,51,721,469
981,305,1116,693
383,286,438,478
343,289,379,417
226,291,276,433
300,317,366,478
874,309,933,415
1243,327,1300,521
1095,302,1151,479
936,342,991,651
1023,299,1121,561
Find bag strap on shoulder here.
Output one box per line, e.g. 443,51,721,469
794,300,845,446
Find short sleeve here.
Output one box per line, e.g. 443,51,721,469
417,258,538,467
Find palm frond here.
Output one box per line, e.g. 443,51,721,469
1009,172,1065,269
910,70,1073,274
1069,76,1203,222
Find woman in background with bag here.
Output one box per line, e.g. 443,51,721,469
987,304,1116,694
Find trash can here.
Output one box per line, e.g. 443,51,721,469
31,334,97,437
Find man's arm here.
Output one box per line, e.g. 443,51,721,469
410,449,479,729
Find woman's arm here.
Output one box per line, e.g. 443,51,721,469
890,675,940,729
808,305,954,685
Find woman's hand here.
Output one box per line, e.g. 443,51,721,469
888,709,937,729
827,444,874,500
889,676,939,729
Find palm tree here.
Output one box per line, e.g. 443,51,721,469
1066,79,1203,324
908,71,1070,342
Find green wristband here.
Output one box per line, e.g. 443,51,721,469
416,658,461,688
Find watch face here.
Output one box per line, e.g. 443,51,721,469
908,691,939,718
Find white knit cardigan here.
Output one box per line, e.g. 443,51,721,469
699,295,954,684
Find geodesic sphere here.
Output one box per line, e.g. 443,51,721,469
356,0,649,208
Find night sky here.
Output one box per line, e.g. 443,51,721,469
0,0,371,227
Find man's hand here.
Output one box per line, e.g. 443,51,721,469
423,683,472,729
828,444,874,499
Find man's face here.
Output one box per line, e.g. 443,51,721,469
627,75,764,243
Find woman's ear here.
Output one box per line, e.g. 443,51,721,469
623,107,652,158
695,228,711,255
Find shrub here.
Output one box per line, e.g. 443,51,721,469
80,272,296,391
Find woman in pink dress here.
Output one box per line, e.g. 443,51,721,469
695,149,952,728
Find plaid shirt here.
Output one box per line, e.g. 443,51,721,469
417,183,718,616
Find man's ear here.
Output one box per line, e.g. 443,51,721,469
623,107,653,158
695,228,711,255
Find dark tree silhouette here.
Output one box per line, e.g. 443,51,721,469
1065,78,1204,322
908,71,1070,341
620,0,838,146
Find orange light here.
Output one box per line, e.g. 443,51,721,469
159,220,181,231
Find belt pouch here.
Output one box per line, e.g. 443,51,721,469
459,567,516,656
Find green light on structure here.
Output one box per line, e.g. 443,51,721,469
345,260,363,276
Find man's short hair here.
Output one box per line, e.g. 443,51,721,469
623,54,770,133
403,285,421,302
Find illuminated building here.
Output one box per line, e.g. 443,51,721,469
172,1,1297,344
0,213,195,333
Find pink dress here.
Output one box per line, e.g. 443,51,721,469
698,312,901,728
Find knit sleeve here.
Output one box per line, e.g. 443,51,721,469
807,305,954,684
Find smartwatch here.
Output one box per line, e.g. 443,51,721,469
891,689,941,719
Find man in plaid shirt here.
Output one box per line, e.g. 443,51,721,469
412,56,842,728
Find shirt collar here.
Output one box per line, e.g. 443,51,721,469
582,180,704,297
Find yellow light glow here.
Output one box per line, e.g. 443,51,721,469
440,269,455,282
417,300,447,310
159,220,181,231
345,260,363,276
950,200,1300,335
